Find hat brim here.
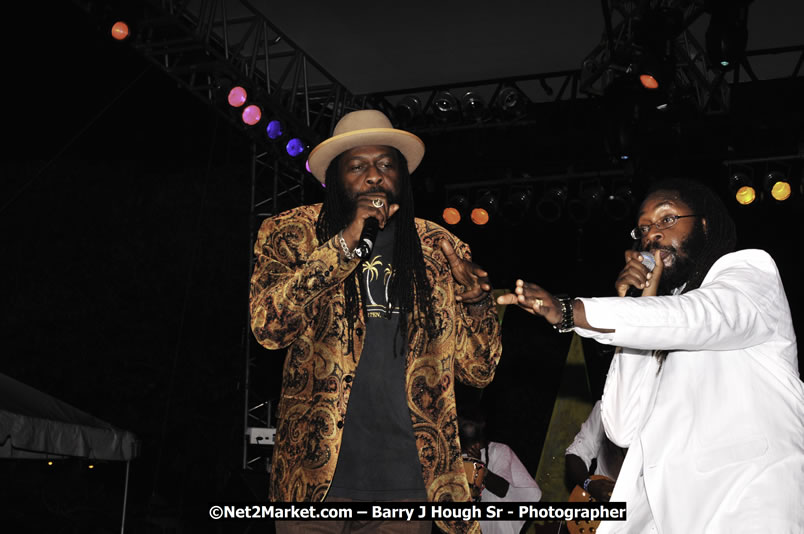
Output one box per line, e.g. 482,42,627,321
307,128,425,183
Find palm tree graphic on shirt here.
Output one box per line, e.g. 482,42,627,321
362,255,394,312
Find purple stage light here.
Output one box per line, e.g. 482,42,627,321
266,120,283,139
286,138,305,157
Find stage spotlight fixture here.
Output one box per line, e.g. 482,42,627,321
705,3,750,71
729,171,756,205
266,120,284,140
496,86,527,118
228,86,248,108
501,189,533,225
395,95,422,125
433,91,460,122
241,104,262,125
442,194,469,225
765,170,791,201
471,190,499,226
639,74,660,90
535,186,567,223
111,21,130,41
567,184,605,225
461,91,486,121
286,138,306,157
604,185,634,221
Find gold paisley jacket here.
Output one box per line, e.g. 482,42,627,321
249,204,502,533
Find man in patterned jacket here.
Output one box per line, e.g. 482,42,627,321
249,110,502,533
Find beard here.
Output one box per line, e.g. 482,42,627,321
648,220,707,295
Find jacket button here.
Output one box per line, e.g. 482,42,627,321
344,375,353,383
355,328,363,336
337,420,344,429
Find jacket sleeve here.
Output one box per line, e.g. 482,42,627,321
249,213,359,350
565,400,606,466
578,250,786,352
449,236,503,388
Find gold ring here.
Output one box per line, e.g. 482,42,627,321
534,298,544,307
371,199,384,208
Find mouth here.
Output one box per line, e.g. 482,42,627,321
648,247,675,267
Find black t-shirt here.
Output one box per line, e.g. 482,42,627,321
328,220,427,500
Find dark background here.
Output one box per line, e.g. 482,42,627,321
2,2,801,532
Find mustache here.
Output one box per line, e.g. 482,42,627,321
355,187,397,203
357,187,392,197
646,244,676,255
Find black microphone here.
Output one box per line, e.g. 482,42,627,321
353,218,379,260
626,251,657,297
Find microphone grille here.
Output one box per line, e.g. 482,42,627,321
640,252,656,272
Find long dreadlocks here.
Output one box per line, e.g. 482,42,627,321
314,148,439,356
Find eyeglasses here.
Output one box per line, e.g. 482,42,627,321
630,214,700,239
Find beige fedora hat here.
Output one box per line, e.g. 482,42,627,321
307,110,425,183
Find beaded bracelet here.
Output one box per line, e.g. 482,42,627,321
553,297,575,333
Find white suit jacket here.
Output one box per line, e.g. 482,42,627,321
576,249,804,534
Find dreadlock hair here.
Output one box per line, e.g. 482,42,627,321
314,148,439,357
642,178,737,368
643,178,737,293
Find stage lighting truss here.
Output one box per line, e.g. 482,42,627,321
373,72,578,134
443,171,631,227
581,1,732,114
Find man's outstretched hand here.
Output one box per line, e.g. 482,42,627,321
440,240,492,305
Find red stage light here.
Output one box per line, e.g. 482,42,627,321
442,207,461,225
111,21,130,41
639,74,659,90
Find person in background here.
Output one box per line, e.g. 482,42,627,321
458,408,542,534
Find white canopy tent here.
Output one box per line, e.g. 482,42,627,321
0,372,140,533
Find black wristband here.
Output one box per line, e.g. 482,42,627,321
553,297,575,333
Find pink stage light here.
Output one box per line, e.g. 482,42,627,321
241,105,262,126
228,86,248,108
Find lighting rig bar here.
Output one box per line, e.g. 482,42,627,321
368,69,582,134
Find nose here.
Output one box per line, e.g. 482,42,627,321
364,162,383,185
643,227,664,247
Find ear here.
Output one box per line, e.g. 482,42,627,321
702,217,709,236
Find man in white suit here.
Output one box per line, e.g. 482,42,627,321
498,178,803,533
